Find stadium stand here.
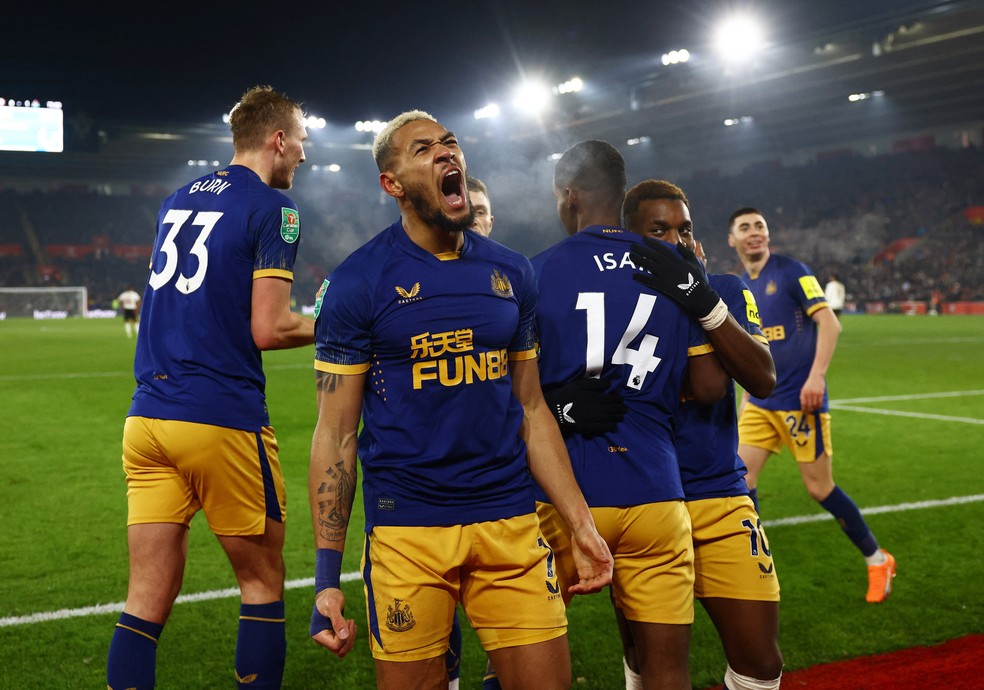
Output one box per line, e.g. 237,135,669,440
2,146,980,312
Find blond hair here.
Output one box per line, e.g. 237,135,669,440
372,110,437,172
229,85,303,152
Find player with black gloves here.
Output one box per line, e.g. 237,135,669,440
630,237,775,398
630,237,727,329
542,378,627,437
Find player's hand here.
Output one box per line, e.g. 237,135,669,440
629,238,721,320
543,378,627,436
567,523,613,596
693,239,707,264
310,587,357,658
800,371,826,412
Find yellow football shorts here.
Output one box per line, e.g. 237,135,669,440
122,416,286,535
687,496,780,601
362,512,567,662
738,402,833,463
537,500,694,625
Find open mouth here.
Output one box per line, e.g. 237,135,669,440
440,169,466,210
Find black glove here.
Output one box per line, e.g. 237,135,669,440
543,378,627,436
629,237,721,320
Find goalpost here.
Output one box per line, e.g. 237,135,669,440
0,286,89,319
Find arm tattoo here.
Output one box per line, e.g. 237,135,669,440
315,370,342,393
316,460,355,544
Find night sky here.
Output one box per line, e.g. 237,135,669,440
4,0,940,127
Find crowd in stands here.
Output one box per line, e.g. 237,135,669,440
1,146,981,312
675,146,984,306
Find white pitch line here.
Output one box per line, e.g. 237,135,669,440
0,572,362,628
762,493,984,527
3,494,984,628
829,404,984,425
834,390,984,404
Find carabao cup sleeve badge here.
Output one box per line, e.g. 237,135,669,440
281,208,300,243
314,279,330,319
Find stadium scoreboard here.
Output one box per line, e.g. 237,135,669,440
0,99,64,152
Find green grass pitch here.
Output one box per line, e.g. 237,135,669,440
0,314,982,688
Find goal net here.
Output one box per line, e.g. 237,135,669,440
0,286,89,319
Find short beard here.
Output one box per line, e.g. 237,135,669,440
406,180,475,233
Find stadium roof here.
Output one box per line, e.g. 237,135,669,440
3,0,983,185
542,0,984,172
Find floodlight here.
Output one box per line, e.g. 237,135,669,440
355,120,387,133
474,103,501,120
713,14,765,64
556,77,583,94
661,49,690,66
328,164,341,172
849,90,885,103
513,81,552,116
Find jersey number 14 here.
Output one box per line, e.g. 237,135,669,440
576,292,662,390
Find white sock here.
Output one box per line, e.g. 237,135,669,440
623,656,643,690
125,323,132,337
865,549,887,566
448,679,459,690
724,665,781,690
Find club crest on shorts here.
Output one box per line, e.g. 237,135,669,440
491,269,513,298
385,598,416,632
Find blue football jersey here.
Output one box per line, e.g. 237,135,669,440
675,273,767,500
314,222,538,531
532,226,711,507
742,253,829,411
129,165,302,431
